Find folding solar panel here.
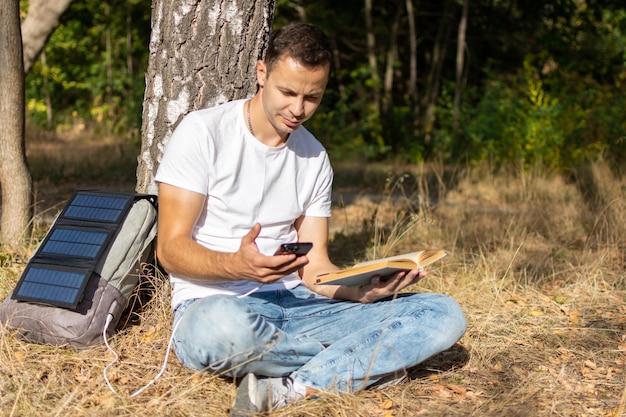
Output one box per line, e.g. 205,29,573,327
14,265,93,309
12,191,138,310
61,192,133,224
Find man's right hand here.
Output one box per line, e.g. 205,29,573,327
228,223,309,283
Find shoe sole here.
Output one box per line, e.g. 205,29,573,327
230,373,259,416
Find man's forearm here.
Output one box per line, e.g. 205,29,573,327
157,236,237,280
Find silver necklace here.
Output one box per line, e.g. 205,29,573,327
246,99,255,136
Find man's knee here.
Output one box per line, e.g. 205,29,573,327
402,292,467,343
179,296,251,336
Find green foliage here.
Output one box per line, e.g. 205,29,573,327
307,64,390,160
427,1,626,170
22,0,626,170
24,0,151,138
456,43,626,169
460,60,563,168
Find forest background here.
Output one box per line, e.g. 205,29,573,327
23,0,626,170
2,0,625,416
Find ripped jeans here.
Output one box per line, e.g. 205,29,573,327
172,285,466,392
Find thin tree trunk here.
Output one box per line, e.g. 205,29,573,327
405,0,419,137
41,50,53,128
126,3,133,79
287,0,307,21
104,2,113,118
453,0,469,130
421,0,453,145
0,0,33,250
137,0,276,194
330,37,346,101
382,6,401,115
364,0,381,114
381,4,402,150
21,0,74,74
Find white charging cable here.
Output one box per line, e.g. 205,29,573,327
102,313,179,398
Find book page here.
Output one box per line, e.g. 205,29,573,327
418,248,447,267
353,250,424,268
316,248,447,287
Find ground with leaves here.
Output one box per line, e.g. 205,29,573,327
1,132,624,416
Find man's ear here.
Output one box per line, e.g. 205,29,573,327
256,60,267,88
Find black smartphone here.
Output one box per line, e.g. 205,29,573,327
274,242,313,256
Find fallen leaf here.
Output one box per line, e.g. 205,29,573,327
569,311,581,325
444,383,467,395
432,384,453,398
511,365,527,378
141,326,157,343
14,351,26,364
379,399,394,410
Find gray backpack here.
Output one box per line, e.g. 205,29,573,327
0,191,158,348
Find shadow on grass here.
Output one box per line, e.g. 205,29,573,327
405,342,471,380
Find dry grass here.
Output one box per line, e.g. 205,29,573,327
1,132,624,416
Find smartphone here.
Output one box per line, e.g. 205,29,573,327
274,242,313,257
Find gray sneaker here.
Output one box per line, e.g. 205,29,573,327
230,373,301,416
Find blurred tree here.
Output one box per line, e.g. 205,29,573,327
453,0,469,131
19,0,626,169
0,0,31,250
21,0,73,74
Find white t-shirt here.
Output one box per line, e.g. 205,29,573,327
155,99,333,308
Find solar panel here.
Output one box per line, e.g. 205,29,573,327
61,192,133,223
14,265,92,309
39,227,111,259
12,191,138,310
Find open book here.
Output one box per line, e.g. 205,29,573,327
315,248,447,287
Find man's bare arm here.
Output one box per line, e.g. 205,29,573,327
156,183,308,283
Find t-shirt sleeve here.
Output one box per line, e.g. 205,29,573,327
154,113,212,196
304,152,333,218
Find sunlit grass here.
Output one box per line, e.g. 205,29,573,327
0,131,624,416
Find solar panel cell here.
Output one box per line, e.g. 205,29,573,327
40,228,110,259
63,193,131,223
14,266,90,308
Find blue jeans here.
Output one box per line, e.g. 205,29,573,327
172,285,466,392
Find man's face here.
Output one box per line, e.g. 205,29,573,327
257,56,330,140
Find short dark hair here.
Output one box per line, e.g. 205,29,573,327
265,22,332,73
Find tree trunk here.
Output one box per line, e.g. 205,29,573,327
0,0,33,250
41,50,53,128
21,0,74,74
137,0,276,195
453,0,469,131
364,0,381,115
381,4,402,151
104,1,114,118
420,0,453,145
382,6,401,115
405,0,419,138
